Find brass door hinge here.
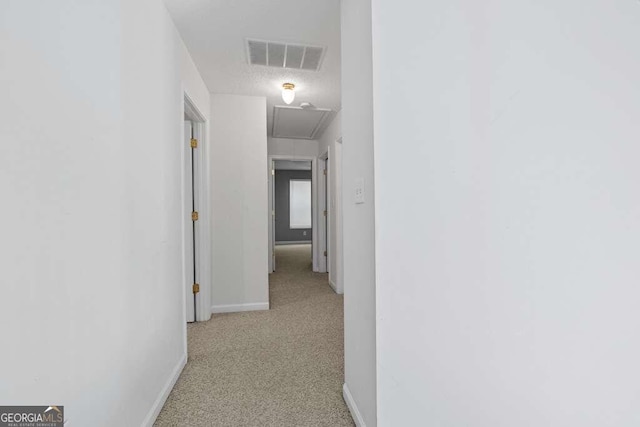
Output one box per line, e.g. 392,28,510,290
323,169,327,175
190,138,198,148
271,169,275,176
323,210,327,217
324,250,327,257
192,283,200,294
191,211,199,221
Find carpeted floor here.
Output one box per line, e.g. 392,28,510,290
155,244,354,427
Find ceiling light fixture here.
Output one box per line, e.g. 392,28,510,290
281,83,295,105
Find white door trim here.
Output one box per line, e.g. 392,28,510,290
183,119,195,323
319,150,329,274
268,154,320,273
333,137,344,294
183,92,212,323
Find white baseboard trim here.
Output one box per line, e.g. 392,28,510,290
343,383,366,427
142,353,187,427
211,302,269,314
329,279,344,295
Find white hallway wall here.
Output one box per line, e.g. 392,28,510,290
210,94,269,313
341,0,377,424
268,137,319,158
373,1,640,426
318,112,344,293
0,0,209,426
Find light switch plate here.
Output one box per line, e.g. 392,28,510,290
355,178,365,204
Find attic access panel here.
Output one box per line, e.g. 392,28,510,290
272,106,333,140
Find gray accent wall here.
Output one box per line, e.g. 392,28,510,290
275,170,312,242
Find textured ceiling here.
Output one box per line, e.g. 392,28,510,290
164,0,341,137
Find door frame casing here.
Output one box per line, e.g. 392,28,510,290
333,137,344,294
268,155,320,273
183,119,195,323
182,92,212,323
319,150,329,274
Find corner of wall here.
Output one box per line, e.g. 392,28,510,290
142,353,187,427
343,383,368,427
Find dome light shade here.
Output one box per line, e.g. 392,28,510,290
281,83,295,105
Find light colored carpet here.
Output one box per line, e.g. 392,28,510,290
155,244,354,427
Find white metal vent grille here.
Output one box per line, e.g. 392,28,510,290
246,39,326,71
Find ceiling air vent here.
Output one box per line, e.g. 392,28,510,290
246,39,326,72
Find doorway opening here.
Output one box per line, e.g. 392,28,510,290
268,155,327,274
270,158,314,271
